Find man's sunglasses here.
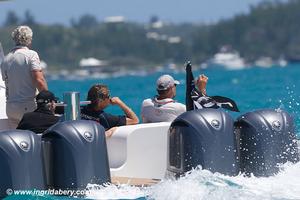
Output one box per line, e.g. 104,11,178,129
98,92,110,100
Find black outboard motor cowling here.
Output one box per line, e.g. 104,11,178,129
0,130,45,198
167,109,239,177
42,120,110,190
235,109,299,177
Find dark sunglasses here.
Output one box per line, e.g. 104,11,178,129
98,92,110,100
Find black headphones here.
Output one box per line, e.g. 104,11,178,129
36,99,56,104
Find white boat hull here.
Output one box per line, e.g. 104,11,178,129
107,122,170,179
0,72,9,130
210,52,246,70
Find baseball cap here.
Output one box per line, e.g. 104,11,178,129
156,74,180,91
36,90,59,104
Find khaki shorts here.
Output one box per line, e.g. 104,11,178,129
6,101,37,129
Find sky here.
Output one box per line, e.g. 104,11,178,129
0,0,266,25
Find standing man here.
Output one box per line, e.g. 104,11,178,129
1,25,48,128
141,74,208,123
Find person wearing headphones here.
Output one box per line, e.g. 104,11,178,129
17,90,59,133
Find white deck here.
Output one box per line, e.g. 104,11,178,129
107,122,170,179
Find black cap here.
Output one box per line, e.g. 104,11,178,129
36,90,58,104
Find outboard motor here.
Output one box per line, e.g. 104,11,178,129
42,120,110,190
167,109,239,177
235,109,299,177
0,130,45,198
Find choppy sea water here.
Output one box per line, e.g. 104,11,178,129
5,162,300,200
86,162,300,200
45,64,300,200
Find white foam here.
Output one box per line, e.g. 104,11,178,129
86,162,300,200
86,183,147,199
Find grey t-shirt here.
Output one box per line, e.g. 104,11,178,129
1,46,42,103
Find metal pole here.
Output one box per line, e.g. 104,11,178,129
63,92,80,121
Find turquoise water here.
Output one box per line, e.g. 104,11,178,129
49,64,300,136
4,64,300,199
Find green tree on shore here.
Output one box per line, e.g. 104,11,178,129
1,0,300,70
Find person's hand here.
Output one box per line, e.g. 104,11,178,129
196,74,208,95
110,97,123,106
105,127,117,138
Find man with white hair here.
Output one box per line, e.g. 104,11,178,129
141,74,208,123
1,25,48,128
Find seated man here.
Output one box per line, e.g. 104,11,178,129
81,84,139,137
141,74,208,123
17,90,60,133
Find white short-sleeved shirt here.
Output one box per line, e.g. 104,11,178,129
1,46,42,103
141,97,186,123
